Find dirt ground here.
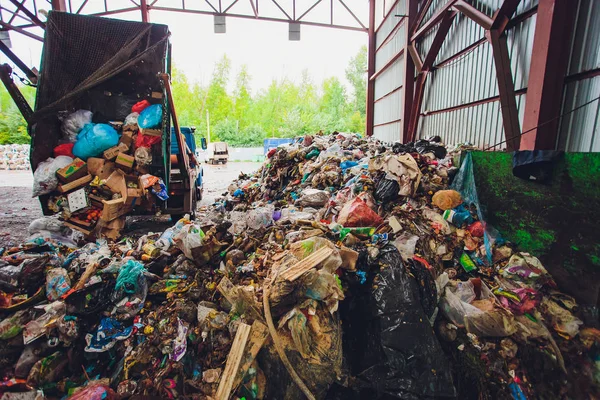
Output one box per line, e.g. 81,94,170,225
0,162,261,248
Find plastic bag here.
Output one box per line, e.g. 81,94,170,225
138,104,163,128
28,217,66,235
112,261,148,319
392,233,419,261
68,383,119,400
85,317,134,352
132,100,151,113
135,132,162,148
61,109,92,142
0,310,30,340
134,146,152,165
338,197,384,227
46,268,71,301
374,178,399,203
341,245,456,398
53,142,74,157
432,189,463,210
72,123,119,160
140,174,160,189
296,188,330,208
124,112,139,126
32,156,73,197
247,206,274,230
174,225,205,259
151,178,169,200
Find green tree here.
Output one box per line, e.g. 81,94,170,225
205,55,234,141
0,83,35,144
233,65,252,131
345,45,367,116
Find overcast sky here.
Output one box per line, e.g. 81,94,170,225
1,0,368,94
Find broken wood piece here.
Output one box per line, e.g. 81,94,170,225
73,262,98,291
215,322,252,400
217,276,237,306
278,247,334,282
232,320,269,389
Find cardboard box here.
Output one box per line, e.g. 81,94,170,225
120,130,135,148
140,128,162,137
123,124,138,133
64,220,94,236
87,158,116,180
103,143,129,161
105,170,143,206
151,91,163,99
115,152,135,171
100,198,132,222
58,174,93,193
56,158,87,184
97,217,126,240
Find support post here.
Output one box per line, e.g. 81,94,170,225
365,0,376,137
0,64,33,122
140,0,150,22
486,29,521,151
401,0,418,141
51,0,67,11
520,0,576,150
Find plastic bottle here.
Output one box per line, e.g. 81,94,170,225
442,205,474,227
459,253,477,273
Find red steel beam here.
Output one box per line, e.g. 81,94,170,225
411,0,457,41
453,0,492,29
0,20,43,41
140,0,150,22
520,0,576,150
406,71,427,142
491,0,521,32
51,0,67,11
366,0,376,136
410,0,433,35
402,0,418,141
408,42,422,73
422,10,457,69
486,28,521,151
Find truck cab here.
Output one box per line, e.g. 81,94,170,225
206,142,229,164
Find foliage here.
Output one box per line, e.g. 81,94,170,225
0,48,367,147
0,83,35,145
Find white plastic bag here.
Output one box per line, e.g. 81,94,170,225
296,188,330,208
173,225,204,259
61,110,92,142
246,206,274,230
135,147,152,165
32,156,73,197
392,233,419,261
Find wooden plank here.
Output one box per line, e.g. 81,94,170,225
58,174,93,193
278,246,334,282
233,321,269,389
217,276,237,306
215,322,252,400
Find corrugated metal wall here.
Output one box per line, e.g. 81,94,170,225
557,0,600,152
369,0,600,151
416,0,538,149
372,0,407,142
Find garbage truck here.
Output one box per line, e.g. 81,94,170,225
0,12,201,230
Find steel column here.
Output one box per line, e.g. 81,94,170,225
406,10,456,142
520,0,576,150
366,0,376,136
0,41,37,84
486,29,521,151
140,0,150,22
402,0,418,141
51,0,67,11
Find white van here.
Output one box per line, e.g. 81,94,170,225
206,142,229,164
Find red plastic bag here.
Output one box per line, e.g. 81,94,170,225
53,143,74,158
135,133,161,148
131,100,151,113
468,221,484,237
338,198,384,227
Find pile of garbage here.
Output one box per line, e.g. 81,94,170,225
0,144,30,170
0,133,597,399
31,102,170,239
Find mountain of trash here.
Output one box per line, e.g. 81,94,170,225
0,133,597,400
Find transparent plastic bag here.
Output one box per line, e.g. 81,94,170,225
124,112,139,126
32,156,73,197
72,123,119,160
246,206,274,230
296,188,330,208
393,233,419,261
61,109,92,142
173,225,205,259
134,146,152,165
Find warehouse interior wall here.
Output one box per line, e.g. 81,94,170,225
368,0,600,152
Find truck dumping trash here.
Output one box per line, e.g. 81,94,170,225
0,133,597,399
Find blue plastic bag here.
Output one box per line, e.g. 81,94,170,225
138,104,163,129
72,123,119,160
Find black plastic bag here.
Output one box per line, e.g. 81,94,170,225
374,178,400,203
342,245,456,399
